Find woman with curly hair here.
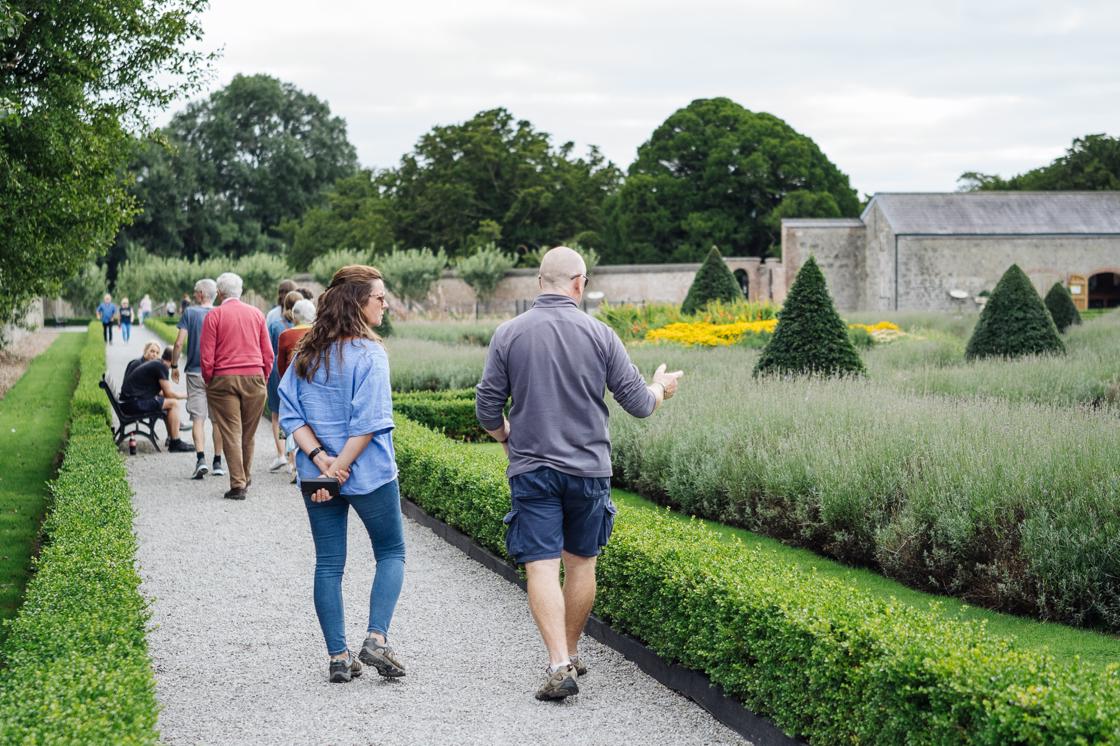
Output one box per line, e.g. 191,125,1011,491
277,265,406,684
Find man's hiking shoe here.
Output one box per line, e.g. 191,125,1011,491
168,439,194,454
535,664,578,701
212,460,226,476
192,460,209,479
358,638,406,678
329,652,362,683
223,487,247,500
570,655,588,677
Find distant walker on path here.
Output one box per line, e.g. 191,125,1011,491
200,272,273,500
172,278,225,481
475,246,683,701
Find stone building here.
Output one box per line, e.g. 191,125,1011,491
427,257,786,315
781,192,1120,311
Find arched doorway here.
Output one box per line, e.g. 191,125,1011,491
1088,272,1120,308
733,269,749,299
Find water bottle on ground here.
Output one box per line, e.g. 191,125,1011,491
129,435,137,455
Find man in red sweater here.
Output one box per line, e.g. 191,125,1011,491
201,272,274,500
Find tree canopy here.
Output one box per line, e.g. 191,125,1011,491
605,97,859,263
118,73,358,260
283,170,395,270
959,133,1120,191
381,108,621,260
0,0,209,333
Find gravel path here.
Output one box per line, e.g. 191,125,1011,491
109,329,746,745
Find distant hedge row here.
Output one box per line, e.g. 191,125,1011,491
393,388,484,441
394,415,1120,744
0,323,159,743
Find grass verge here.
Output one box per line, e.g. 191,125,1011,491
0,332,83,642
0,322,159,743
401,419,1120,743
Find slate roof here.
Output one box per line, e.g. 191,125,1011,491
865,192,1120,235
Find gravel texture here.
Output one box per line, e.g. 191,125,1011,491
109,329,748,745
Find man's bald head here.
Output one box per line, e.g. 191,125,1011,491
538,246,587,295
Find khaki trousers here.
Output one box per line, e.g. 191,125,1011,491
206,375,267,490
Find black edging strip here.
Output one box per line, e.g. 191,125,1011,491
399,497,803,746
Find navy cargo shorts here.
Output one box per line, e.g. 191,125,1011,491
504,467,618,564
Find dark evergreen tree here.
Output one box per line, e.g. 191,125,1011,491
1044,282,1082,333
681,246,742,315
965,265,1064,359
753,256,864,378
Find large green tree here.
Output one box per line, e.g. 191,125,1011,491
118,73,358,260
0,0,209,333
605,97,859,263
960,133,1120,191
283,170,395,270
381,108,621,260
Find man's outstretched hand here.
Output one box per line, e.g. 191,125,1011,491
652,363,683,400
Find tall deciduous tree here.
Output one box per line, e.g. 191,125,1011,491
283,170,395,270
0,0,210,333
960,133,1120,191
118,74,358,260
381,108,621,260
605,97,859,263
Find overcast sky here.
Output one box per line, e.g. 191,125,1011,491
170,0,1120,196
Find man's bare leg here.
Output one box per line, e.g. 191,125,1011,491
211,421,223,459
271,412,284,458
163,401,181,436
192,417,223,457
524,558,569,666
561,552,597,658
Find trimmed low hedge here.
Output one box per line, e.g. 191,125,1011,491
0,322,159,743
394,415,1120,744
393,388,485,441
144,317,178,345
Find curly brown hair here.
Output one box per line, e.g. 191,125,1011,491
293,265,384,383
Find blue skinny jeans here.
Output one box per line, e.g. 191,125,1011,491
303,479,406,655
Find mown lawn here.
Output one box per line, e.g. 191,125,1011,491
472,440,1120,671
0,333,84,644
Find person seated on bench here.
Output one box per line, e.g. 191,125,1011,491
120,346,194,453
124,341,163,380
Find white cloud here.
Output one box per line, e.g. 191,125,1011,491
164,0,1120,193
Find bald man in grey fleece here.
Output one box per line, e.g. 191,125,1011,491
476,246,682,701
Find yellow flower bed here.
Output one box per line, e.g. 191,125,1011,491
647,320,778,346
646,319,904,347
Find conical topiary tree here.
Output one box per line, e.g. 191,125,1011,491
681,246,742,315
965,264,1064,359
1044,281,1082,333
753,256,865,377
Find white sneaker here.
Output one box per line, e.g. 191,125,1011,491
268,455,287,472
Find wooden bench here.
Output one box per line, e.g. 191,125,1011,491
100,375,163,452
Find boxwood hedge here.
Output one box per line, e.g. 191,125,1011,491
0,323,159,744
394,415,1120,744
393,388,485,441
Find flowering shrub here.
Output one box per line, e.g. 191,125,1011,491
647,318,902,347
597,299,778,342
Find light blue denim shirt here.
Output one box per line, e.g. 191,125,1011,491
278,337,396,495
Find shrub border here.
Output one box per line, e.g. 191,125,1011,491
394,415,1120,745
0,322,159,743
399,496,798,744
